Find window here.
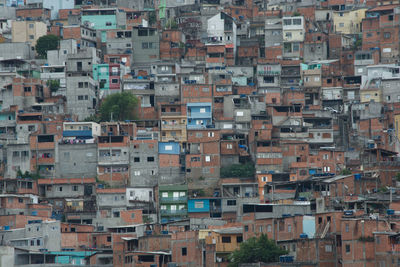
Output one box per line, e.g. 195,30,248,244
31,240,34,246
194,201,204,209
345,244,350,253
195,132,203,138
106,22,112,26
134,171,140,176
134,157,140,162
111,79,119,84
182,247,187,256
18,198,23,203
283,19,292,25
24,87,31,92
227,144,233,149
113,211,120,218
107,236,112,242
267,224,272,232
285,32,292,38
29,35,34,40
29,23,34,28
345,223,349,232
263,76,274,83
72,185,78,191
323,154,329,160
325,244,332,252
142,42,148,49
191,157,200,162
339,23,345,27
293,18,302,25
237,236,243,243
147,157,154,162
227,200,236,206
245,225,249,232
208,132,214,137
37,239,41,246
384,32,391,39
59,187,63,192
205,156,211,162
288,224,292,232
222,236,231,243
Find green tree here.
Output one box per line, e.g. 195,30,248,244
35,34,60,58
148,11,157,26
99,92,139,122
228,234,287,267
46,79,60,93
221,162,255,178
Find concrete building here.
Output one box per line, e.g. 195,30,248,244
25,0,74,20
132,26,160,63
1,220,61,252
11,21,47,47
65,48,99,120
81,8,126,30
129,139,159,187
159,184,188,223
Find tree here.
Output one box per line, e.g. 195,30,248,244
221,162,255,178
46,79,60,93
228,234,287,267
99,92,139,122
35,34,59,58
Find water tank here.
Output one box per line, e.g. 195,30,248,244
300,233,308,238
387,209,395,215
354,174,361,180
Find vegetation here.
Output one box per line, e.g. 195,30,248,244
165,18,178,29
148,11,157,26
16,169,41,180
221,162,255,178
228,234,287,267
340,169,352,175
395,173,400,182
99,92,139,122
143,215,154,224
35,34,60,58
83,114,101,123
46,79,60,93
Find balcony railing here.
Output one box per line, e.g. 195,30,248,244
160,196,188,203
160,209,187,215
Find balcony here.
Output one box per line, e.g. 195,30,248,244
160,209,187,216
63,130,93,138
187,112,212,119
161,124,186,130
160,196,188,203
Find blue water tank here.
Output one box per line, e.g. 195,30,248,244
354,173,361,180
344,210,354,216
280,255,294,263
387,209,395,215
300,233,308,238
4,226,10,230
31,211,38,216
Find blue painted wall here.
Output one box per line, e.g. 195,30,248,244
158,142,180,154
188,199,210,213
